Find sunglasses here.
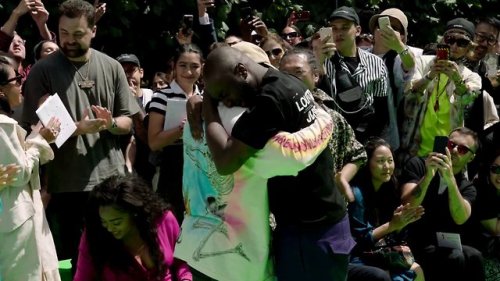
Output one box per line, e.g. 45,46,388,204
281,32,298,40
447,140,474,155
0,73,23,86
444,36,470,48
490,165,500,174
265,48,283,57
474,32,497,46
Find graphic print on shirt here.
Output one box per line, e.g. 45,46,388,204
184,141,250,262
294,89,317,123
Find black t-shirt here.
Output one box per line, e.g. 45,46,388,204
232,68,316,149
232,69,346,225
400,157,477,248
462,178,499,250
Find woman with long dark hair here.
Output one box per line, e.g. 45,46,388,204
348,137,425,281
148,44,204,222
74,175,191,281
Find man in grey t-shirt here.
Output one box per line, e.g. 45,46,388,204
21,0,139,270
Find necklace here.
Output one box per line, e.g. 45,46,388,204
71,55,95,89
433,75,448,112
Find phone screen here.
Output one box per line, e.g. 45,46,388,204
241,6,253,21
433,136,449,154
182,15,194,35
436,44,450,60
378,16,391,30
318,27,333,43
296,11,310,21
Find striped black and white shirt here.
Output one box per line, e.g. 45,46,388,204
148,80,202,116
324,47,389,106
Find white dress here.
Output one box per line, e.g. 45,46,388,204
0,114,60,281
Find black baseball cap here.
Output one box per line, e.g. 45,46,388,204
445,18,475,39
116,53,140,67
329,6,360,25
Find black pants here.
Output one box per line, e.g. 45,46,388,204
46,192,89,276
415,244,485,281
348,264,391,281
190,267,218,281
157,145,185,223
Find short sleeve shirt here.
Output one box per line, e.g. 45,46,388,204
401,156,477,246
232,68,316,149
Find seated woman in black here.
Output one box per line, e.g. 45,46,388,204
348,137,425,281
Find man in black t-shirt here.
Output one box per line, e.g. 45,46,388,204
401,127,484,281
202,46,318,173
202,46,352,280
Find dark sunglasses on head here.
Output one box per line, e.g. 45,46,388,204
474,32,497,46
281,31,298,39
444,36,470,48
490,165,500,175
0,73,22,86
266,48,283,57
447,140,474,155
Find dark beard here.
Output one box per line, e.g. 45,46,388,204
61,46,87,58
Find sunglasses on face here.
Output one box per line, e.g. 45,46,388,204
447,140,474,155
281,32,298,40
444,36,470,48
490,165,500,174
265,48,283,57
0,73,23,86
474,32,498,46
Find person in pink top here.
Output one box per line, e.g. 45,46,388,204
74,175,191,281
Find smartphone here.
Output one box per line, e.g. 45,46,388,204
182,14,194,35
295,10,311,22
241,6,253,21
318,27,333,44
436,44,450,61
378,16,391,31
433,136,449,154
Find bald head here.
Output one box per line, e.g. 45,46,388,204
204,46,254,78
203,46,268,108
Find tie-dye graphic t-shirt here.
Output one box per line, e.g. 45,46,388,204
175,106,333,281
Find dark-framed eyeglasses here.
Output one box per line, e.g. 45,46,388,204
281,31,299,40
444,35,470,48
490,165,500,174
0,73,23,86
265,48,283,57
447,140,474,155
474,32,497,46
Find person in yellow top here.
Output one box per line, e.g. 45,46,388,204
400,18,481,161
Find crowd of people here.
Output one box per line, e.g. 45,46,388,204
1,0,500,281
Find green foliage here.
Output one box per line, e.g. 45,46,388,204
1,0,499,77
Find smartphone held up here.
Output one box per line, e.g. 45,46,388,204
181,14,194,36
433,136,449,155
436,44,450,61
378,16,391,31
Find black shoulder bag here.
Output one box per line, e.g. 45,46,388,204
332,53,369,114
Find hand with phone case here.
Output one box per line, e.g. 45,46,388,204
313,27,336,66
248,16,269,39
377,16,407,54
